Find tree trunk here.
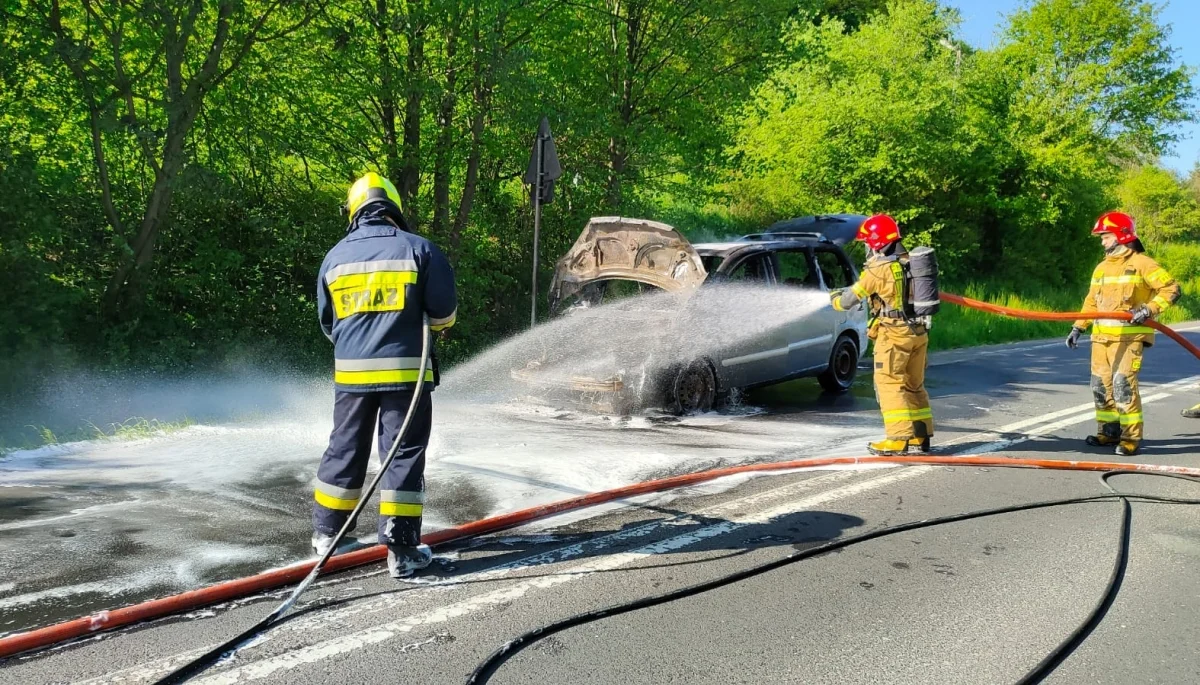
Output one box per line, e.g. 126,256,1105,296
605,3,640,211
376,0,402,185
452,14,497,249
102,107,196,314
432,24,459,238
400,0,427,229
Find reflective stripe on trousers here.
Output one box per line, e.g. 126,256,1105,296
313,389,432,547
873,324,933,440
1090,340,1144,443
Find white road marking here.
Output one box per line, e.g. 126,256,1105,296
71,369,1200,683
190,468,933,684
963,376,1200,455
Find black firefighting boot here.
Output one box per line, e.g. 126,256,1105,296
1085,422,1122,448
387,544,433,579
1115,441,1140,457
1182,404,1200,419
907,437,931,454
312,531,368,558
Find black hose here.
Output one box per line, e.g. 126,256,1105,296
154,316,433,685
467,470,1200,685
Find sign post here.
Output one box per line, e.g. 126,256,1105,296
524,117,561,327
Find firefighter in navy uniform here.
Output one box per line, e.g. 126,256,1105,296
831,214,934,456
314,172,457,578
1065,211,1180,457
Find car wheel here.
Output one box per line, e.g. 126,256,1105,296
818,334,858,393
669,359,717,415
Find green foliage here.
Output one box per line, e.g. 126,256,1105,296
1150,243,1200,324
0,0,1196,406
930,283,1086,351
1,417,196,454
1115,165,1200,243
730,0,1193,287
730,1,967,263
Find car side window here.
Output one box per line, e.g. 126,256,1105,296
815,249,854,290
775,249,821,289
726,254,772,282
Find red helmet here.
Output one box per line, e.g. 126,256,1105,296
1092,211,1137,245
857,214,901,251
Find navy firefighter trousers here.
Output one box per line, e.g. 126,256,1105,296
312,389,431,547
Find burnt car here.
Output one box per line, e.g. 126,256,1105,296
511,216,868,414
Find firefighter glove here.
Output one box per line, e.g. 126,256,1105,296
1065,327,1083,350
1129,305,1152,325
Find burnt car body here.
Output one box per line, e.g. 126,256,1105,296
513,216,868,414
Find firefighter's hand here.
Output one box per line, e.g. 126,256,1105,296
1065,327,1083,350
1129,305,1152,325
829,289,844,303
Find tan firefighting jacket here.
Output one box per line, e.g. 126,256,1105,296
834,252,919,335
1073,247,1180,345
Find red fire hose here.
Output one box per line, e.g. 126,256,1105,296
940,292,1200,359
0,293,1197,660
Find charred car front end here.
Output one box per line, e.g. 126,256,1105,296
511,216,868,414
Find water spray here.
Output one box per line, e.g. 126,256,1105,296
151,315,432,685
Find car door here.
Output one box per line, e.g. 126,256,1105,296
773,247,836,373
814,246,866,349
708,252,788,388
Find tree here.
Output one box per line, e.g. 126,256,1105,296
730,0,1196,285
557,0,801,210
730,1,970,264
21,0,320,317
1000,0,1195,161
1116,164,1200,242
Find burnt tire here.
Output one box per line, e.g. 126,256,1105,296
669,359,717,415
818,334,859,394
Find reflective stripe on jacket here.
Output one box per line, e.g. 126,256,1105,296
317,206,458,392
835,248,913,327
1073,248,1180,346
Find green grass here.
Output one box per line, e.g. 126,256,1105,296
932,245,1200,352
930,283,1084,351
1,416,195,456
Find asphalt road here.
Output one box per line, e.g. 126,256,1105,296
3,326,1200,685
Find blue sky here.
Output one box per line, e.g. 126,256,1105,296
948,0,1199,176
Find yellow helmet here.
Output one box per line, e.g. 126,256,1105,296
344,172,402,221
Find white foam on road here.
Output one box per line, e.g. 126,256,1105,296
62,366,1200,684
191,468,931,685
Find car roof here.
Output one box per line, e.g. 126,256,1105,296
691,213,866,256
765,213,866,245
692,234,840,257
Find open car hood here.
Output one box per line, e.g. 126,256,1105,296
548,217,707,313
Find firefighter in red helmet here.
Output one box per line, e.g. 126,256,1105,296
1065,211,1180,456
831,214,933,455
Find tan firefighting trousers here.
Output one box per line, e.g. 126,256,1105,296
1090,340,1143,443
874,323,933,440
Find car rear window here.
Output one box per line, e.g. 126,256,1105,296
726,254,772,282
776,250,821,288
815,249,854,289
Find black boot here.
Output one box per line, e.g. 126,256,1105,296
388,544,433,579
907,437,931,454
1115,441,1139,457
